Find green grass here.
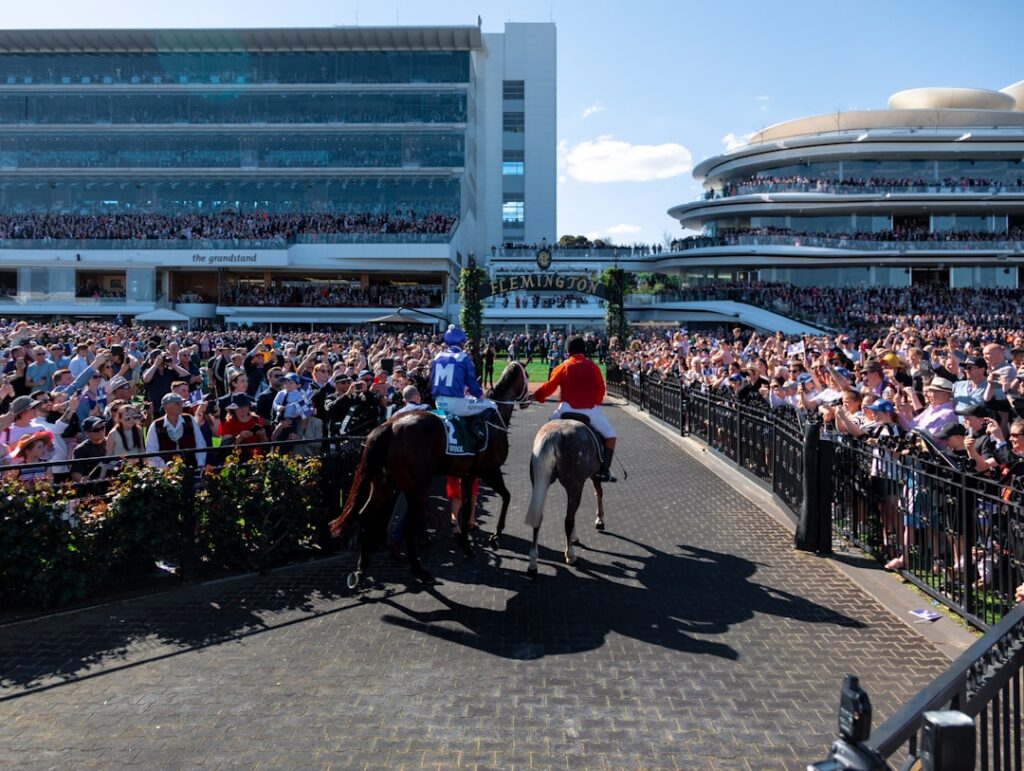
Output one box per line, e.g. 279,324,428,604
495,358,607,383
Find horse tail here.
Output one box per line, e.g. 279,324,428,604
525,430,558,529
328,422,391,539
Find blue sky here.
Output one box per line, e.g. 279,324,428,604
10,0,1024,245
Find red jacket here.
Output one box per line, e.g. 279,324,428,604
534,354,605,409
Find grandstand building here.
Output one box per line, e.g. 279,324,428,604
0,24,556,326
661,82,1024,290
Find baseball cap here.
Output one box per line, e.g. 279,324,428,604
358,369,373,379
728,373,744,382
833,366,851,379
9,395,38,416
282,373,301,384
864,399,895,414
933,422,967,440
82,416,106,432
963,356,986,369
797,372,814,385
334,373,352,383
161,392,184,406
958,403,991,418
226,395,254,411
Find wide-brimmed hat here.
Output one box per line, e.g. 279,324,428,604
108,375,131,392
925,377,954,393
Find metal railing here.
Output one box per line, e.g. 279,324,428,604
704,181,1024,200
670,233,1024,253
613,374,1023,628
863,601,1024,768
609,375,804,520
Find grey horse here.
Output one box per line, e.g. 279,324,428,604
524,419,606,577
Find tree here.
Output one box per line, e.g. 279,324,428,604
458,263,487,367
600,267,629,348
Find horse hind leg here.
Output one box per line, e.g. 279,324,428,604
483,469,512,549
404,490,434,585
527,527,541,578
593,478,605,532
563,484,583,566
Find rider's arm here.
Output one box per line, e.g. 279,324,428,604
533,361,566,403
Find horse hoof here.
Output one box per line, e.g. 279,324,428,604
571,537,581,546
595,520,605,532
488,533,501,549
564,553,577,566
346,571,362,590
414,569,435,586
526,566,538,579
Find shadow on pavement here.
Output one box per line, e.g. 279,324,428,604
375,529,865,661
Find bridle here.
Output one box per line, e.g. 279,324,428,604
489,360,531,409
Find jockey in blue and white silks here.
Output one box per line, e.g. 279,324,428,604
431,325,498,418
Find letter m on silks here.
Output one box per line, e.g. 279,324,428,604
433,362,455,388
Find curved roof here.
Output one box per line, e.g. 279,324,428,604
745,107,1024,145
0,27,484,53
888,87,1015,111
1001,80,1024,111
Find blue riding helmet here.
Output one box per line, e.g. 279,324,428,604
443,325,467,347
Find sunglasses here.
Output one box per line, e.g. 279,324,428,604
1010,432,1024,438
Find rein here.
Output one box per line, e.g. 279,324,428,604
490,361,531,408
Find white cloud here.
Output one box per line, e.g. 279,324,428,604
563,135,692,183
581,102,605,119
755,95,770,101
584,223,643,242
721,131,754,153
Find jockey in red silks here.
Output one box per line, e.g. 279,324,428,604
531,336,617,482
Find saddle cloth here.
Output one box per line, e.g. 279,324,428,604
437,412,490,457
558,412,605,462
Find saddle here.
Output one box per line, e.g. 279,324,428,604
558,412,606,462
439,409,499,456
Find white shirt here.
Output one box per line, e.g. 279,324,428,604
145,414,207,468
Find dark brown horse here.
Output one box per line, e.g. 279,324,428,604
329,361,529,587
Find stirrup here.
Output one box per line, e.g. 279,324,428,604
594,470,616,483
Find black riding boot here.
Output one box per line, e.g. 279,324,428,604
471,417,488,448
595,446,617,483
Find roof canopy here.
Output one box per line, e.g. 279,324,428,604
0,27,484,54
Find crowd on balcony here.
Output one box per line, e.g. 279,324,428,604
707,174,1024,199
75,283,126,299
670,225,1024,251
221,282,443,308
488,292,599,309
0,210,458,243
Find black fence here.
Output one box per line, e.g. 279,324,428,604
864,601,1024,769
609,376,805,522
612,374,1023,629
614,374,1024,768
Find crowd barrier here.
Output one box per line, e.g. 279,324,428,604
610,374,1023,629
612,373,1024,767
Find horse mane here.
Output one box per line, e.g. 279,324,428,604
491,360,526,400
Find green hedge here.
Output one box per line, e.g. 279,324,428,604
0,452,325,611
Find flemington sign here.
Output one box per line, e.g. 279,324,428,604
482,273,607,299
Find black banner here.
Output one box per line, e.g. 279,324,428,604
481,273,606,299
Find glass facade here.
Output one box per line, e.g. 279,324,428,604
0,177,460,215
729,158,1024,185
0,90,467,125
0,130,465,169
0,51,470,85
0,47,469,231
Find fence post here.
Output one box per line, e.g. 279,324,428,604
735,401,743,463
180,464,197,582
639,375,646,411
679,389,687,436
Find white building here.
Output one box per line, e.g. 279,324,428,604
0,24,557,326
657,82,1024,290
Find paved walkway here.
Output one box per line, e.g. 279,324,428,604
0,403,950,770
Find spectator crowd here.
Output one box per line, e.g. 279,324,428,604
707,174,1024,199
0,209,458,243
